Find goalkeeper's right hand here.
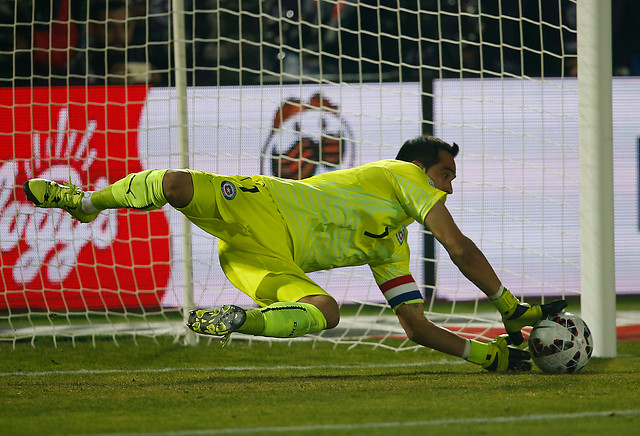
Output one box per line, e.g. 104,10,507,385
466,335,532,372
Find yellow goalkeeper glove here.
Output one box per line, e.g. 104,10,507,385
467,335,532,372
493,287,568,345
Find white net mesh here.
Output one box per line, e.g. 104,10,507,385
0,0,590,348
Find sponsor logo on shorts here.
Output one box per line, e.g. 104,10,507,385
221,180,237,200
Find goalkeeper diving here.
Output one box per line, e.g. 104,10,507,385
23,135,566,371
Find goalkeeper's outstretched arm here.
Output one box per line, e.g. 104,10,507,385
396,302,531,371
424,200,502,297
423,199,567,345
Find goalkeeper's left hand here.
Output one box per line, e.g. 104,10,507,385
467,335,531,372
502,299,568,346
493,288,568,345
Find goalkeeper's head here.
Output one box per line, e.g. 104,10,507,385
395,135,459,169
396,136,459,194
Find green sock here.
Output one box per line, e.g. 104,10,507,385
91,169,168,211
238,302,327,338
238,309,266,335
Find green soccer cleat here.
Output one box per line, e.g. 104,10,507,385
23,179,99,223
187,305,247,338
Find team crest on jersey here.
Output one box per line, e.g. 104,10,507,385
221,181,237,200
396,226,406,245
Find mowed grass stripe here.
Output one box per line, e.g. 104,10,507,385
88,409,640,436
0,359,466,377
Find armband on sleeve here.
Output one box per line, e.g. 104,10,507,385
379,275,424,311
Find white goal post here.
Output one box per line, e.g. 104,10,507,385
577,0,616,358
0,0,620,356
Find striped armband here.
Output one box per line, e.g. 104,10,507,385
379,275,423,311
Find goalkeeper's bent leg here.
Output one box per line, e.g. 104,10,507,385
89,169,170,211
238,302,328,338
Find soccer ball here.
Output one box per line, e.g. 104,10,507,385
528,312,594,373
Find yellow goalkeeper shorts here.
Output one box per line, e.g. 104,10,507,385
177,170,330,306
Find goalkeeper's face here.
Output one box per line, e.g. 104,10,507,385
425,150,457,194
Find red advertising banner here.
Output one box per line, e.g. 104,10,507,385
0,86,171,311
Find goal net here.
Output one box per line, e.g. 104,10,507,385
2,0,620,351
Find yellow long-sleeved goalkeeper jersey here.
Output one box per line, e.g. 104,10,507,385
255,160,447,295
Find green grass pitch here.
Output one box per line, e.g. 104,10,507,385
1,337,639,436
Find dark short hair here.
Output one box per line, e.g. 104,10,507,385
395,135,459,170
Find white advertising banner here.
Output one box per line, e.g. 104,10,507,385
4,79,637,312
433,77,640,299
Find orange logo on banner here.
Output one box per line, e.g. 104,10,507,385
261,93,354,179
